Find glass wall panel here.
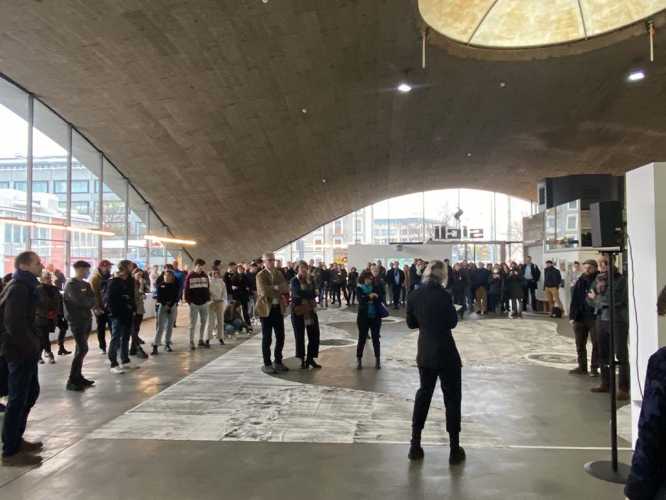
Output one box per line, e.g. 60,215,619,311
102,159,127,263
148,212,168,267
128,187,148,267
510,197,531,241
0,79,29,275
388,192,424,243
33,101,69,225
371,199,389,244
32,228,66,276
71,131,102,229
459,189,492,246
494,193,510,241
276,188,534,266
423,189,459,239
166,249,178,267
0,76,175,276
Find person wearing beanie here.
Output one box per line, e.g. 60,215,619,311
63,261,96,391
106,260,137,373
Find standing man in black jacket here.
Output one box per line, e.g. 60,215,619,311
521,256,541,312
63,261,97,391
106,260,137,374
1,251,44,466
568,260,599,376
386,261,405,309
543,260,564,317
406,260,465,466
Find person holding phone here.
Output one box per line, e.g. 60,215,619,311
356,270,383,370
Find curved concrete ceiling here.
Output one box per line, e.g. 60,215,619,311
419,0,666,48
0,1,665,261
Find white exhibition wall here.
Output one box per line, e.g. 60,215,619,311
626,162,666,445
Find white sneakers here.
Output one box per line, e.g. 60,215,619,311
110,366,126,374
122,362,139,370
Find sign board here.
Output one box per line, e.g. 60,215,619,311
433,225,483,240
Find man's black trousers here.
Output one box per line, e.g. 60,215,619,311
260,305,285,366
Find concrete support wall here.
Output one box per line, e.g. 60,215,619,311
625,162,666,445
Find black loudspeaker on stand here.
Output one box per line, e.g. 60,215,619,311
584,202,630,484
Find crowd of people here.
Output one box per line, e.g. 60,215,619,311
0,249,662,497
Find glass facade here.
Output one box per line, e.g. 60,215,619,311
0,74,188,276
276,189,533,264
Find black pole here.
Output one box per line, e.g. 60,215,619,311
607,252,618,471
584,250,630,483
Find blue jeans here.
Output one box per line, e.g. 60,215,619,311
2,359,40,456
224,318,243,334
153,304,177,346
108,318,131,367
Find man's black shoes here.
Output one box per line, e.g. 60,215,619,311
408,442,424,461
449,446,466,465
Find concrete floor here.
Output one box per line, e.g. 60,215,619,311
0,306,631,499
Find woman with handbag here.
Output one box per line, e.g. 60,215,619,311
356,270,385,370
290,261,321,369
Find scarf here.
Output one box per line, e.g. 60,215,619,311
12,268,40,302
360,283,376,318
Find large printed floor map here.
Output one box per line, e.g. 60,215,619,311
90,307,618,447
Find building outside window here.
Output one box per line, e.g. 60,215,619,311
32,180,49,193
275,189,532,264
72,200,90,215
0,74,186,276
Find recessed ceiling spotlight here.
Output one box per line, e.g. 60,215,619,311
301,108,308,114
466,152,472,157
397,82,412,93
321,178,327,184
261,0,269,3
628,71,645,82
499,81,507,88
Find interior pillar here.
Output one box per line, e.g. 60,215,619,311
625,162,666,445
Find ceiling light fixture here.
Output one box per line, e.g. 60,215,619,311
397,83,412,93
144,235,197,246
499,81,507,88
628,71,645,82
0,217,115,236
